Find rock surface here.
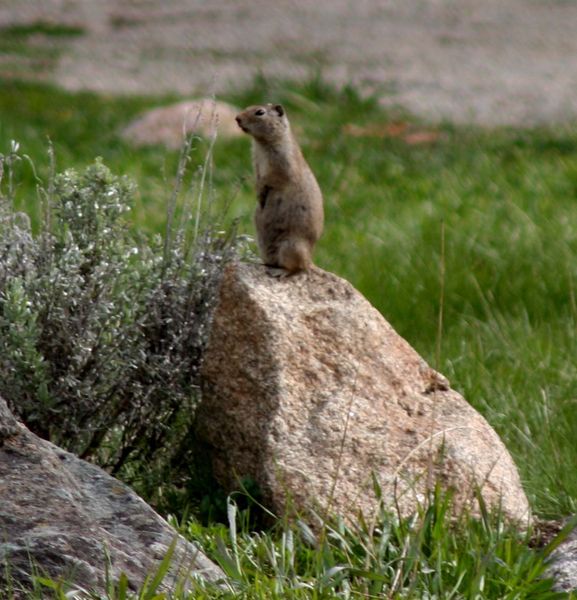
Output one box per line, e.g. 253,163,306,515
198,263,531,525
549,522,577,593
0,396,223,597
121,99,242,149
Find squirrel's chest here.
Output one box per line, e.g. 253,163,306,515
252,141,294,184
252,144,274,182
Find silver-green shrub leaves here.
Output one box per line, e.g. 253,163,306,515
0,150,238,505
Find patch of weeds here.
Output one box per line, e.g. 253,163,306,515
0,22,85,38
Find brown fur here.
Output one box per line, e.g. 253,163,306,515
235,103,324,274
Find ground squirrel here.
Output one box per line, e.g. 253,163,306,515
235,103,324,275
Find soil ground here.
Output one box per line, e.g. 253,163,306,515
1,0,576,126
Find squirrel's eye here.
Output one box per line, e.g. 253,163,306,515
255,109,266,116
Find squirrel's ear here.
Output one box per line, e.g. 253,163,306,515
274,104,285,117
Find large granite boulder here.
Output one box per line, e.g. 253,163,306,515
197,263,531,525
0,396,223,597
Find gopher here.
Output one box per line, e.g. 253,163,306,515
235,103,324,275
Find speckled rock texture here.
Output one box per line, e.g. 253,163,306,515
198,262,531,525
549,523,577,593
0,396,223,597
121,99,242,149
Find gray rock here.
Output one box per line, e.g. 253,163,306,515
0,396,18,440
198,263,531,526
0,396,224,597
547,521,577,592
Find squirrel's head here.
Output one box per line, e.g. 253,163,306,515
235,104,289,142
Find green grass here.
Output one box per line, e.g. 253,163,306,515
183,489,570,599
0,22,85,38
2,75,577,596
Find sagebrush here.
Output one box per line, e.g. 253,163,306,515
0,140,238,506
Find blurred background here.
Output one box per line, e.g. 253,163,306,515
2,0,577,125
